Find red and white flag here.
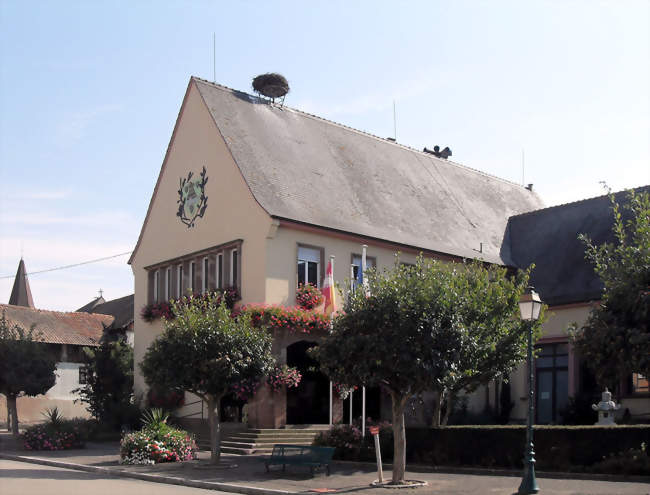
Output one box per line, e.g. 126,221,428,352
322,258,337,316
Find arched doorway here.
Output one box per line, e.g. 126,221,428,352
286,341,329,424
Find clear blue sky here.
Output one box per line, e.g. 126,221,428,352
1,0,648,310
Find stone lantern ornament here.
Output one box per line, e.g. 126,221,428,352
592,388,621,425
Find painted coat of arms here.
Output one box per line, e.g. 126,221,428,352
177,166,208,227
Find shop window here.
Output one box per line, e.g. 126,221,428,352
298,246,321,288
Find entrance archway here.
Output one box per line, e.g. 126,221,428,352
286,341,329,424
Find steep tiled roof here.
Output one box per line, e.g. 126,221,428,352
502,186,649,306
159,77,543,265
0,304,112,346
8,259,34,308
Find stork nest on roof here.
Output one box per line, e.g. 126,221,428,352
252,73,290,99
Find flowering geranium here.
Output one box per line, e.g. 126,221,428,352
334,383,358,400
140,287,239,322
266,365,302,392
295,283,324,310
120,425,197,465
239,304,330,334
23,423,84,451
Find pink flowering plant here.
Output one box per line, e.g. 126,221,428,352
141,287,239,322
266,365,301,392
120,409,197,465
23,408,85,451
239,304,330,334
295,283,324,310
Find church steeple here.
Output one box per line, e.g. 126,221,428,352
8,259,35,308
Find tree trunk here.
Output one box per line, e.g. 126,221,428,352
8,394,19,436
207,395,222,464
431,388,445,427
390,392,408,483
441,392,455,426
6,399,11,432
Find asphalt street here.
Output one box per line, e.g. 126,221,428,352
0,459,234,495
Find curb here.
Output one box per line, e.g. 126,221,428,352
335,459,650,484
0,453,294,495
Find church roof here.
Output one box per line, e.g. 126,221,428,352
76,296,106,313
0,304,112,346
8,259,34,308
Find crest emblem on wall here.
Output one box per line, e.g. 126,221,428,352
177,166,208,228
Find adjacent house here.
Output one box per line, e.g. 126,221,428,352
1,260,114,423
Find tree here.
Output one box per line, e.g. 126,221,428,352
312,257,537,483
0,312,57,435
74,333,136,431
140,294,275,463
572,189,650,388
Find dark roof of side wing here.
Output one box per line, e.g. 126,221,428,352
193,77,545,264
503,186,649,306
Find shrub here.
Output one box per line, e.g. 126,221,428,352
313,421,393,461
404,425,650,472
295,283,323,310
588,442,649,475
147,387,185,410
266,365,301,392
140,288,239,322
120,422,197,465
23,411,86,451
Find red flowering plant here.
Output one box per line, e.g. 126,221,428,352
140,287,240,322
334,383,358,400
295,283,324,310
266,365,301,392
239,304,330,334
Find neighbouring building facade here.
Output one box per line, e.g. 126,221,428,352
1,261,135,425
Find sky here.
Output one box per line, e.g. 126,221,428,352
0,0,648,311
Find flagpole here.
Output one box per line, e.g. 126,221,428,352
328,255,335,426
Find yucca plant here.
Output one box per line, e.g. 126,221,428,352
141,408,169,433
42,407,64,426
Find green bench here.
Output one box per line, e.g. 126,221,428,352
264,444,335,476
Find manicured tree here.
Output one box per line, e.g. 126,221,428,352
140,294,275,463
0,312,57,435
572,190,650,388
312,257,535,483
74,334,136,431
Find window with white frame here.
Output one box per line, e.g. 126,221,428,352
351,254,376,290
297,246,321,287
177,264,183,298
165,267,171,300
153,270,160,303
230,249,238,286
216,253,223,289
202,257,209,293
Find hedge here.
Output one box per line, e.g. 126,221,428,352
405,425,650,471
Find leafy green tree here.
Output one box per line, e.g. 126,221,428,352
75,334,137,431
572,189,650,388
0,312,57,435
312,257,536,483
140,295,275,463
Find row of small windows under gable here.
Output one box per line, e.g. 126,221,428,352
148,240,241,304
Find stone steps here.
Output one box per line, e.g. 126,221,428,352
195,427,328,455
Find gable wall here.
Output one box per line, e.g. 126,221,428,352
131,82,272,396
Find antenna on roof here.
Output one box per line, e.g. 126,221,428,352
212,32,216,83
393,100,397,141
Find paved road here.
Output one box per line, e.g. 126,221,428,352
0,459,233,495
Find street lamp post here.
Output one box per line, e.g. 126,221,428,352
518,286,542,495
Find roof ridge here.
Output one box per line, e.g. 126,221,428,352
509,185,650,219
190,76,533,190
0,303,113,318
